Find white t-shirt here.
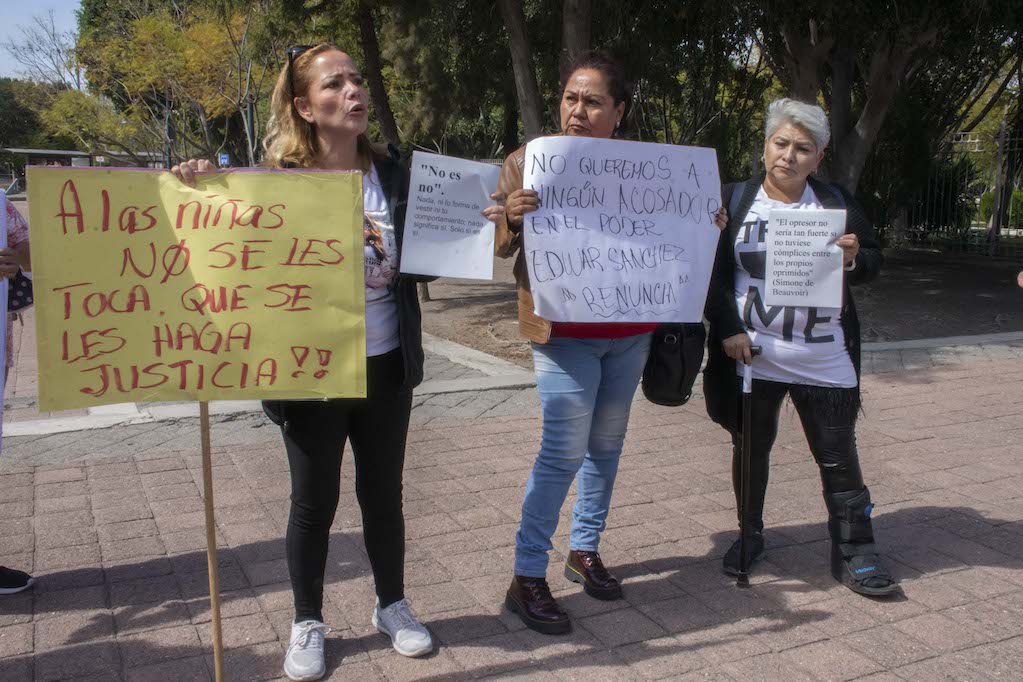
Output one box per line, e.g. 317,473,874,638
733,184,856,388
363,166,401,357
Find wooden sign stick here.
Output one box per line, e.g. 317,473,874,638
199,401,226,680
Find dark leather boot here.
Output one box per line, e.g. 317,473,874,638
564,550,622,600
505,576,570,635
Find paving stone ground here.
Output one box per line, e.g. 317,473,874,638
1,343,1022,680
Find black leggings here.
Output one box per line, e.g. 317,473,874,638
268,348,411,623
731,378,865,534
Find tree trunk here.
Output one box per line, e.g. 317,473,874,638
561,0,591,69
358,0,401,148
502,79,520,154
832,34,935,192
779,20,831,102
988,111,1022,252
829,44,854,153
498,0,544,140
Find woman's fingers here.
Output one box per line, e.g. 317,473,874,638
482,205,505,221
170,159,213,187
506,189,540,225
837,234,859,250
511,193,540,213
170,164,189,186
175,162,196,187
741,343,753,365
0,249,20,275
714,207,728,230
723,333,754,364
483,191,508,220
837,234,859,263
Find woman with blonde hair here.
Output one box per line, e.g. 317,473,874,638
174,43,504,680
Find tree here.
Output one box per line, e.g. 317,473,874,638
359,0,401,148
378,0,521,157
39,89,161,164
2,10,85,90
76,2,297,164
561,0,591,67
0,79,48,148
751,1,1016,192
498,0,544,140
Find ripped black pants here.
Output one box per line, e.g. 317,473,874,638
731,378,873,542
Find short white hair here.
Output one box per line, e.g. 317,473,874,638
765,98,830,151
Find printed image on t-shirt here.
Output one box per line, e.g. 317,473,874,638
361,164,401,356
364,211,397,293
733,185,856,388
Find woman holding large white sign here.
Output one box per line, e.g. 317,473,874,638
703,99,895,597
497,53,726,634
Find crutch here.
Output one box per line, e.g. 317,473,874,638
736,345,762,588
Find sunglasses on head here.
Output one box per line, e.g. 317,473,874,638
287,45,315,95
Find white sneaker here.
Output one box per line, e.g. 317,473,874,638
372,598,433,657
284,620,332,681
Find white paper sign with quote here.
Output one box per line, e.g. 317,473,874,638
764,209,846,309
521,136,721,323
400,151,501,280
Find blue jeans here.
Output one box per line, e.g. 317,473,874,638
514,333,652,577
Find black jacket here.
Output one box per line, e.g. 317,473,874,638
372,146,431,391
265,146,428,425
702,175,883,431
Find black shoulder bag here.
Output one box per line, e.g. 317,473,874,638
7,270,33,312
641,322,707,406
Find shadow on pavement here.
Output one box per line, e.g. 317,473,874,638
5,504,1020,679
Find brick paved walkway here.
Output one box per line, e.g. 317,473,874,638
1,348,1022,680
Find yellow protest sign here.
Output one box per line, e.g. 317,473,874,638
28,167,367,411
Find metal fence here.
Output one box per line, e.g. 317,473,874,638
862,128,1023,256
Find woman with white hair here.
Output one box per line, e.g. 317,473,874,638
703,98,895,596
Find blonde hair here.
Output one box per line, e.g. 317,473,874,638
263,43,374,170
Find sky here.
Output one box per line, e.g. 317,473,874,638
0,0,82,79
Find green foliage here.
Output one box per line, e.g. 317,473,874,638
0,78,78,163
16,0,1006,201
0,79,49,148
980,190,1023,227
74,0,297,163
378,0,517,157
39,89,159,163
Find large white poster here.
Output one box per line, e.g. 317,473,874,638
521,136,721,323
399,151,501,280
764,208,846,308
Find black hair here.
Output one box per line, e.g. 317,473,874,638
560,51,632,137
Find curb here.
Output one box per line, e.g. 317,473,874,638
6,331,1018,437
5,335,536,437
862,330,1023,352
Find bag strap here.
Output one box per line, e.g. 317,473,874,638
811,179,847,209
728,181,747,224
826,183,847,209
